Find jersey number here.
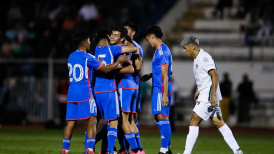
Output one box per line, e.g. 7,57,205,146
68,62,88,82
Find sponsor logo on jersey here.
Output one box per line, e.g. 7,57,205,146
203,57,209,63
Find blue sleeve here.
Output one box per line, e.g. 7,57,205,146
110,45,122,57
158,47,169,67
139,46,143,58
86,54,102,70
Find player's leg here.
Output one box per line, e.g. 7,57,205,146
102,91,120,154
61,103,77,154
117,122,128,154
183,100,219,154
131,113,143,152
131,90,144,153
210,105,244,154
183,112,202,154
119,88,139,154
151,92,172,154
108,120,118,154
77,99,97,154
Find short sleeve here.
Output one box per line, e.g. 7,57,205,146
200,54,216,72
139,46,144,58
87,54,102,70
158,46,169,67
109,45,122,57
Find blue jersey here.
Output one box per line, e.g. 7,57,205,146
115,44,137,89
67,49,102,102
93,45,122,93
152,43,173,94
132,41,144,85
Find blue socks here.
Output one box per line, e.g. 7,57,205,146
86,138,95,150
63,138,71,150
135,121,139,130
135,132,142,149
125,132,138,150
84,132,87,150
107,128,117,153
159,119,171,149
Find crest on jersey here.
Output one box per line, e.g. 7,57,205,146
208,106,214,112
203,57,209,63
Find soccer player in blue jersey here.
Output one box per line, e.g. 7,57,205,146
61,32,130,154
141,25,173,154
93,33,138,154
109,27,142,154
123,22,145,154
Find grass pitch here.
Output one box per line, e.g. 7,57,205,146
0,128,273,154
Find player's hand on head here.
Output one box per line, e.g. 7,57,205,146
117,55,130,63
140,73,152,82
162,95,169,108
210,95,217,107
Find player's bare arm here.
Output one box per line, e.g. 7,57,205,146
209,69,218,107
194,87,199,102
161,65,169,107
98,55,130,73
121,46,138,54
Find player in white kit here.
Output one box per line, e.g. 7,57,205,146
180,36,244,154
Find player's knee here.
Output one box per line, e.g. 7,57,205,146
189,115,201,126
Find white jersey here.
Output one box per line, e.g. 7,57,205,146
193,49,222,102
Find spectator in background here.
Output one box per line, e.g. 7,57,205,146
256,13,272,45
212,0,233,19
8,1,22,20
170,77,178,132
1,40,12,58
237,74,257,123
78,0,98,32
242,7,260,46
78,1,98,22
220,72,232,123
56,77,69,127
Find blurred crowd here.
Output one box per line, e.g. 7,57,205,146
0,0,176,59
213,0,274,45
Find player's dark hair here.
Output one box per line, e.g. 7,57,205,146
143,25,163,39
123,22,138,33
94,34,110,45
112,27,128,39
92,30,110,41
74,32,89,47
96,30,111,36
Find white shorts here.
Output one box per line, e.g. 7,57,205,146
193,101,222,121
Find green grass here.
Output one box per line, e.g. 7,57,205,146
0,128,274,154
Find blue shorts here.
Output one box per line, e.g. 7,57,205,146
151,92,172,117
94,91,120,121
118,88,137,113
66,98,97,120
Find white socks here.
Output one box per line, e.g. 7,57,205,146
183,126,199,154
160,147,168,153
219,124,241,153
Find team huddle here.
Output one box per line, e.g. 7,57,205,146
61,22,244,154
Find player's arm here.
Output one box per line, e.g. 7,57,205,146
98,55,130,73
121,46,138,54
194,87,199,102
119,63,134,74
140,73,152,82
208,69,218,107
133,50,142,71
161,65,169,107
